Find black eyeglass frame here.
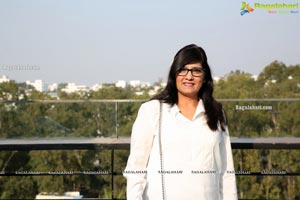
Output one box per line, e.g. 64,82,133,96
176,68,206,77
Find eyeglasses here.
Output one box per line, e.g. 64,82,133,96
177,68,205,77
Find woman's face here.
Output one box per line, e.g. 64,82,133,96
176,62,205,100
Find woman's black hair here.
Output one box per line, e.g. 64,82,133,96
151,44,226,131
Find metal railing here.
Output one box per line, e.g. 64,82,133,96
1,98,300,199
1,137,300,199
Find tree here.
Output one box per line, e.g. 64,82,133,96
258,61,288,83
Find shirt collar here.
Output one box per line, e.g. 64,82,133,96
195,99,205,117
169,99,205,119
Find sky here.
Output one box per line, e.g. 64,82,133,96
0,0,299,86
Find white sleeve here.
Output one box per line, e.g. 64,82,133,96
219,127,238,200
123,101,159,200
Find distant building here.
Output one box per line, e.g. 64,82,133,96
116,80,126,88
148,90,157,96
91,84,103,91
251,75,258,81
129,80,141,88
48,92,59,99
0,75,10,83
135,91,144,96
48,83,58,92
26,80,44,92
213,77,220,83
62,83,88,93
35,191,83,199
160,82,167,87
140,82,151,88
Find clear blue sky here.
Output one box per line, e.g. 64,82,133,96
0,0,299,86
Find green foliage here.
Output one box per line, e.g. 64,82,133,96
0,176,38,199
215,71,259,99
215,62,300,199
258,60,288,83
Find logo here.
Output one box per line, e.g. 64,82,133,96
254,3,299,14
240,2,254,15
240,1,299,15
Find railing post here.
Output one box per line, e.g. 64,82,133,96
115,102,118,138
111,148,115,200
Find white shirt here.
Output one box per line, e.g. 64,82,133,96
124,100,237,200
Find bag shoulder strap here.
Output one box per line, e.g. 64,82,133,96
158,101,166,200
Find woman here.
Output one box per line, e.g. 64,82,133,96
124,44,237,200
